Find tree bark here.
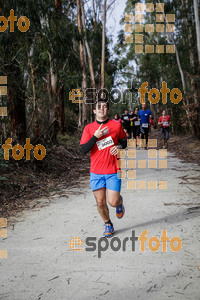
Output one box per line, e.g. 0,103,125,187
28,44,39,141
101,0,106,89
77,0,88,128
193,0,200,67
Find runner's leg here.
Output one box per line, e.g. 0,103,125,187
107,189,121,207
93,188,110,223
145,128,149,147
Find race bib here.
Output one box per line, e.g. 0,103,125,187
96,136,114,150
124,116,129,120
142,123,148,128
163,122,169,126
134,121,140,126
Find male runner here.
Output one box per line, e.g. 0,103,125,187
158,110,171,148
148,115,154,137
139,103,152,149
80,99,127,237
121,108,130,138
130,107,140,148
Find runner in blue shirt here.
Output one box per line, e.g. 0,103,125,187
139,103,152,149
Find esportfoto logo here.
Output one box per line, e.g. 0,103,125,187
69,230,182,258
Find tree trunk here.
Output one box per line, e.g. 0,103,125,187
101,0,106,89
58,85,65,133
193,0,200,67
28,45,39,141
8,63,26,145
77,0,88,128
93,0,97,28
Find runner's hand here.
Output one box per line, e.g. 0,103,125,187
94,124,108,139
110,145,118,156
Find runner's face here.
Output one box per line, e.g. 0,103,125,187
162,110,166,116
142,104,146,110
94,102,109,119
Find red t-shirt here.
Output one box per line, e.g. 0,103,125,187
80,119,126,174
149,118,153,129
158,115,171,127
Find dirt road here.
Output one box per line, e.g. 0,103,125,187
0,150,200,299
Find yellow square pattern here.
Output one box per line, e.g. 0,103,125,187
0,250,7,259
128,140,136,148
117,149,126,159
159,149,167,158
125,24,133,32
166,45,175,53
166,14,175,22
145,24,154,32
135,24,143,32
117,170,126,179
138,181,146,189
135,34,143,43
156,24,164,32
139,139,146,147
125,34,133,43
125,13,133,22
135,3,144,11
148,181,157,189
156,45,164,53
156,3,164,12
0,107,7,117
148,160,157,168
166,24,175,32
0,229,7,238
135,45,143,53
148,139,157,147
159,160,167,168
0,218,7,227
127,170,136,179
117,159,126,169
138,160,146,168
127,160,136,169
127,149,136,158
0,86,7,95
135,14,144,22
145,3,154,12
0,76,7,84
145,45,154,53
127,181,136,189
159,181,167,189
148,149,157,158
156,14,164,22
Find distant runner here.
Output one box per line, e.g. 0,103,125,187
113,113,121,123
80,99,127,237
158,110,171,148
130,107,140,148
121,108,130,138
148,115,154,137
139,103,152,149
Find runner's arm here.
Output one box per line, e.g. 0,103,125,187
118,138,127,149
80,135,98,154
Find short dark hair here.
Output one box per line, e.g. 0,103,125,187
94,99,109,110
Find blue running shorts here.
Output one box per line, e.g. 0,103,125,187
90,172,121,192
